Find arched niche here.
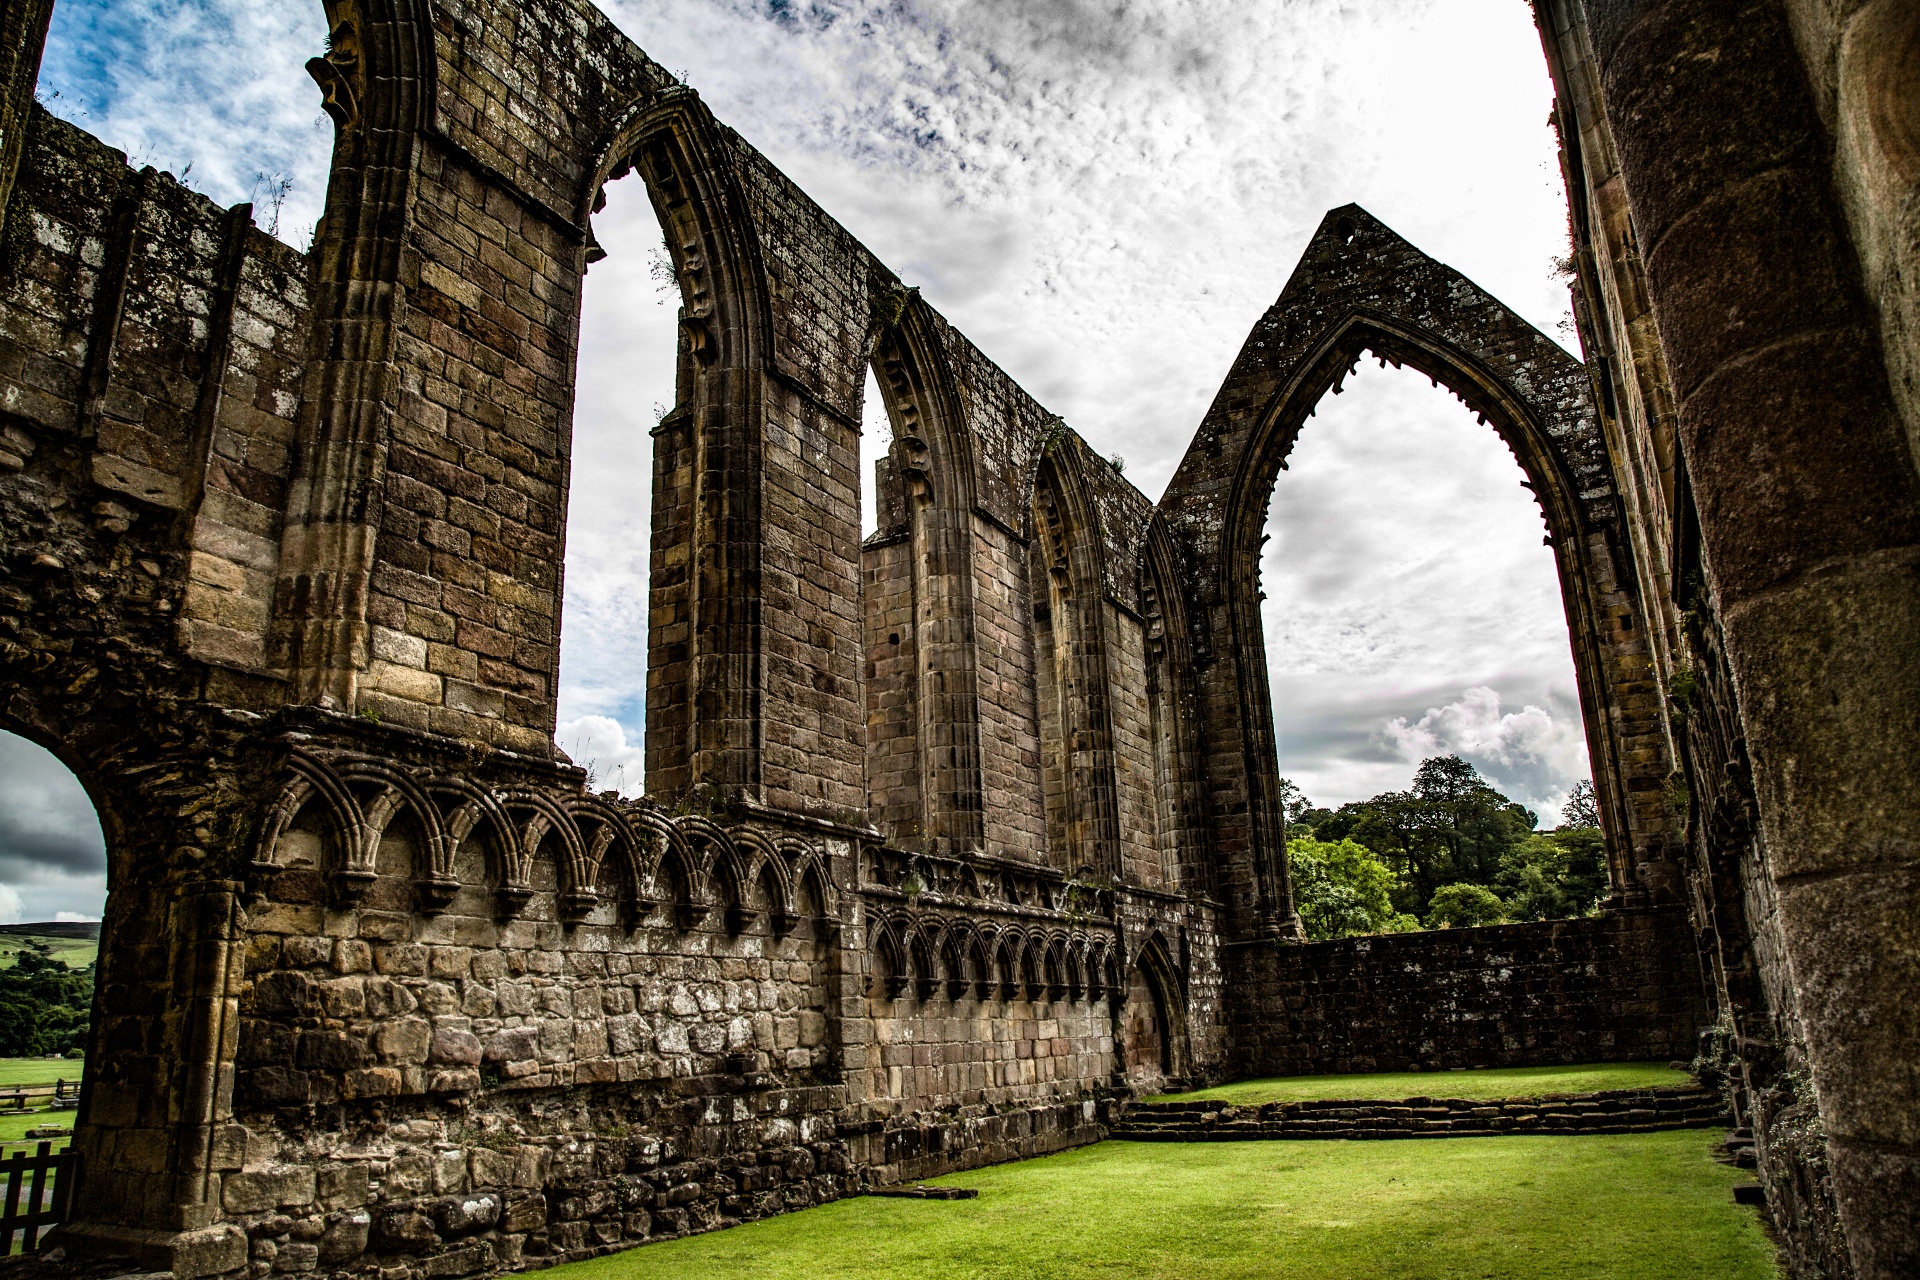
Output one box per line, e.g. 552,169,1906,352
1117,934,1186,1091
1029,439,1122,881
1157,205,1675,937
863,297,987,856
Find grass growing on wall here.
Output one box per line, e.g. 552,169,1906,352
1154,1060,1694,1106
556,1129,1776,1280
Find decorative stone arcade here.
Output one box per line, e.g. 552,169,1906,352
7,0,1902,1275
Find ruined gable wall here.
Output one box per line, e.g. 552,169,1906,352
0,0,1765,1274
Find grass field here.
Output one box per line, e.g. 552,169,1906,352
1152,1061,1694,1106
0,1106,69,1152
0,1059,81,1088
0,935,96,971
550,1130,1775,1280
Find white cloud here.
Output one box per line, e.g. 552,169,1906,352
0,887,24,928
52,911,100,924
40,1,332,247
1382,685,1591,822
1263,364,1591,822
556,716,647,798
44,0,1586,833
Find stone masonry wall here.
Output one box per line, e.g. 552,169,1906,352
0,0,1834,1275
1229,909,1712,1078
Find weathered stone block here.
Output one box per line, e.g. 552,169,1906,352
319,1163,369,1211
372,1209,440,1255
224,1168,317,1215
318,1211,371,1264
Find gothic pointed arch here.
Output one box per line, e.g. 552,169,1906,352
1120,931,1187,1085
1157,204,1673,934
1030,436,1122,880
578,90,780,801
1141,516,1210,894
864,295,987,856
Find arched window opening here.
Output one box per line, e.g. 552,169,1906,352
0,730,105,1064
859,365,888,539
1030,451,1121,881
554,175,678,796
38,4,332,248
1263,360,1597,937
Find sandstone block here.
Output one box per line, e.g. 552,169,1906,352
224,1167,317,1215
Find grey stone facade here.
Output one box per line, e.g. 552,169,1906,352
0,0,1910,1277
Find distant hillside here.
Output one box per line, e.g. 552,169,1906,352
0,923,99,942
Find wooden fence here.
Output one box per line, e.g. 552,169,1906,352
0,1142,73,1253
0,1080,77,1111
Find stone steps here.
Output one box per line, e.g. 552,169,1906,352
1111,1085,1728,1142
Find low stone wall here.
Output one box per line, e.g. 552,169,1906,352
1113,1084,1727,1141
1227,909,1710,1077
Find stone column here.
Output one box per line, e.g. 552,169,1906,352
1586,1,1920,1273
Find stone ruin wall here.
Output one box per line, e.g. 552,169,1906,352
0,2,1228,1274
1230,909,1709,1079
1534,2,1920,1276
8,0,1871,1275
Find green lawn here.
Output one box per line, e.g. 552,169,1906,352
553,1130,1776,1280
0,1106,70,1153
0,1059,81,1088
1153,1061,1693,1106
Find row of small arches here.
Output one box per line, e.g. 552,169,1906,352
869,912,1133,1004
255,749,836,929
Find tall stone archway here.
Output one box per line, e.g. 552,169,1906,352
1157,204,1676,939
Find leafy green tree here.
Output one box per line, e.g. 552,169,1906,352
1277,777,1314,826
1283,761,1608,931
1425,882,1509,929
1311,757,1535,916
0,942,93,1057
1500,828,1610,920
1287,837,1419,940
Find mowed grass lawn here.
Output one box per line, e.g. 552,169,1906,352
556,1129,1777,1280
1157,1061,1692,1106
0,1058,81,1088
0,1106,72,1151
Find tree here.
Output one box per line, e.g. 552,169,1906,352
1426,882,1508,929
1285,758,1602,931
1287,837,1419,940
1500,828,1609,920
1561,778,1600,829
1316,757,1534,916
0,943,93,1057
1277,777,1314,826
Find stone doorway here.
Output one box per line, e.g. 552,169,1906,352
1121,965,1168,1090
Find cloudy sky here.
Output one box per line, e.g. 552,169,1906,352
13,0,1590,918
